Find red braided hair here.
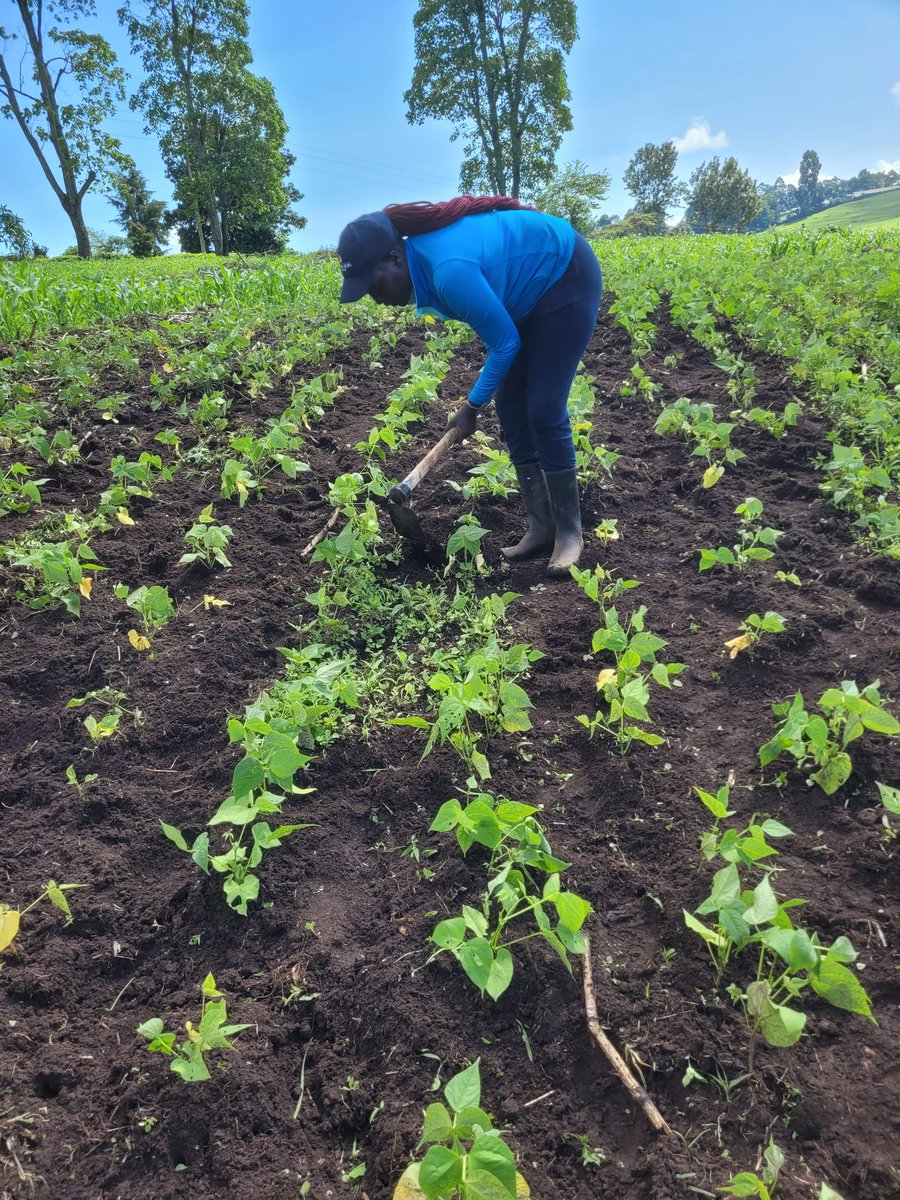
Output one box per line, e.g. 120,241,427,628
383,195,534,236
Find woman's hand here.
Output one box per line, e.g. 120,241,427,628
447,398,479,442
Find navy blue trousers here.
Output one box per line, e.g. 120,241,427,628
493,232,603,473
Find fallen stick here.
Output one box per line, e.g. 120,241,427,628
301,508,340,557
582,932,672,1136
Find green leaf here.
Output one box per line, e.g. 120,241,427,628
684,909,727,948
432,918,466,950
159,820,188,851
171,1046,211,1082
418,1145,463,1199
137,1017,165,1040
463,1168,518,1200
419,1102,454,1145
232,754,265,800
810,956,874,1020
697,864,741,915
468,1134,517,1196
485,947,514,1000
209,795,257,827
857,703,900,735
811,752,852,795
430,799,463,831
454,1105,493,1136
462,905,488,937
458,938,494,993
721,1172,767,1197
876,781,900,814
743,876,778,925
553,891,591,931
695,786,732,820
444,1059,481,1113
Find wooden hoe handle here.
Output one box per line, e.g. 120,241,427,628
391,427,461,503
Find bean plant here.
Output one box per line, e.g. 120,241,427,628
1,880,83,954
655,396,745,487
138,974,250,1082
429,791,591,999
685,782,874,1061
698,497,782,572
759,679,900,794
179,503,233,569
4,538,103,615
573,566,684,751
394,1059,528,1200
724,611,786,659
115,582,176,645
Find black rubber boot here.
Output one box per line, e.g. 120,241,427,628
545,469,583,576
501,461,555,561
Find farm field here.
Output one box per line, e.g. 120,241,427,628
777,189,900,231
0,230,898,1200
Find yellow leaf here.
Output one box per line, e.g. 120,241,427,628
0,908,21,952
236,478,248,496
79,576,93,599
203,595,232,610
162,362,173,374
596,668,617,689
702,465,723,489
724,633,752,659
128,629,151,651
116,508,135,526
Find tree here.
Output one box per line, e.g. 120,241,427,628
120,0,248,255
623,141,686,228
531,159,610,235
165,70,305,254
797,149,821,215
405,0,578,198
597,210,663,239
685,156,761,233
108,164,169,255
120,1,301,256
0,205,34,256
0,1,128,257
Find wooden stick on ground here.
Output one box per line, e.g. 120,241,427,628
582,932,673,1136
300,508,340,558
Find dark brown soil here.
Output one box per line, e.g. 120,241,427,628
1,302,897,1200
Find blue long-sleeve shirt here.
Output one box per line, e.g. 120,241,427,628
404,210,575,406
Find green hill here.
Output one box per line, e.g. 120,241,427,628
779,189,900,231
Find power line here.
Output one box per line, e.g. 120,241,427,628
287,141,457,186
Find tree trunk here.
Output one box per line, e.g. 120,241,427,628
207,202,224,256
193,199,205,251
64,200,93,258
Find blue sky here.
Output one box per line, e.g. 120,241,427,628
1,0,899,254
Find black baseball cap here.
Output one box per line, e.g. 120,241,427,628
337,211,399,302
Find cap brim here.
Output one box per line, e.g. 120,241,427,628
339,269,373,303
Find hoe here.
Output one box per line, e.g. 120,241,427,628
381,426,461,556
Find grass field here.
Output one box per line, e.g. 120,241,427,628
778,187,900,230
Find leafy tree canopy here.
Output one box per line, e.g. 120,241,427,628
0,205,34,257
622,141,686,225
405,0,578,198
531,158,610,235
0,0,128,256
686,155,761,233
108,164,170,255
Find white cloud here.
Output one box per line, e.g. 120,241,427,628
672,119,728,153
891,81,900,106
876,158,900,174
777,168,837,187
